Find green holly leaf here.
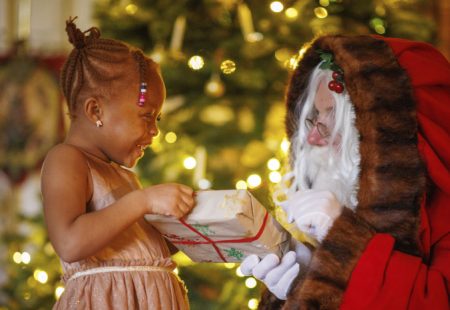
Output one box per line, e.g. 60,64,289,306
319,53,333,62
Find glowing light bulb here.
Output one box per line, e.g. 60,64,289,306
55,286,65,299
125,4,138,15
267,158,281,170
247,174,262,189
314,7,328,18
236,180,248,190
188,55,204,70
285,7,298,19
165,132,177,143
245,277,258,288
375,25,386,34
183,157,197,170
220,60,236,74
270,1,284,13
280,138,290,154
269,171,282,183
34,269,48,284
21,252,31,264
198,179,211,190
13,252,22,264
248,298,259,309
236,267,245,277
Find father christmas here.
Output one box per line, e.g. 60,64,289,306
241,35,450,309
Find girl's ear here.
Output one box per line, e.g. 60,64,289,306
83,97,103,124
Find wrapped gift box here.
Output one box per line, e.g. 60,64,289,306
144,189,290,263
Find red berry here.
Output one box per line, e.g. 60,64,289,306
332,71,342,80
328,80,337,91
334,83,344,93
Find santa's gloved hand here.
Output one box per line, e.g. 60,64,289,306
280,190,343,242
240,251,300,300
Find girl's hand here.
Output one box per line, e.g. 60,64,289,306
280,190,343,242
141,183,195,219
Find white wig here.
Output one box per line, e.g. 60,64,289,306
281,63,361,209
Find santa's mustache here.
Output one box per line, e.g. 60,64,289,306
304,145,349,204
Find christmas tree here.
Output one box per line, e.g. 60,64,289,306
1,0,436,309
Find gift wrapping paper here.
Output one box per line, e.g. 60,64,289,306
145,189,290,262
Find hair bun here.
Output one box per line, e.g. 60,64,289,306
65,16,86,49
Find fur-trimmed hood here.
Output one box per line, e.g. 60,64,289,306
260,35,450,309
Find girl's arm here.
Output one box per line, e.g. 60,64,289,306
41,144,193,263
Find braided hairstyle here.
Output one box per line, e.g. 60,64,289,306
61,17,155,119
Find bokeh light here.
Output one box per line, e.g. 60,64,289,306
198,179,211,189
236,267,245,277
188,55,205,70
248,298,259,309
314,7,328,18
183,157,197,169
220,60,236,74
269,171,282,183
165,132,177,143
13,252,22,264
245,277,258,288
21,252,31,264
33,269,48,284
125,4,138,15
270,1,284,13
236,180,248,189
55,286,65,300
281,138,291,154
247,174,262,189
267,158,281,170
285,7,298,19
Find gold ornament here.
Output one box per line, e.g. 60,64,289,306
199,103,234,126
204,74,225,97
220,60,236,74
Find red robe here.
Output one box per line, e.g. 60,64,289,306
341,38,450,310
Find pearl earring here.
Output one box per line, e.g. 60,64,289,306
96,120,103,128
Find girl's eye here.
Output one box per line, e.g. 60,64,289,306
157,115,162,122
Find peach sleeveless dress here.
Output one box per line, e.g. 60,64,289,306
54,149,189,310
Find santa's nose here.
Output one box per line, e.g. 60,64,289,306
307,126,328,146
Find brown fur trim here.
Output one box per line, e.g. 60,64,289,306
283,208,376,309
278,35,426,309
258,288,285,310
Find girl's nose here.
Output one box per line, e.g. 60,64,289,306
307,126,328,146
149,123,159,137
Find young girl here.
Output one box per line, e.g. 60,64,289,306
41,17,194,309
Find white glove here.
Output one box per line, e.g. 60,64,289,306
240,251,299,300
281,190,343,242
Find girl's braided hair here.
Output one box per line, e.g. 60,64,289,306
61,16,154,118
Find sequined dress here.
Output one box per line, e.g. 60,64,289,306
53,149,189,310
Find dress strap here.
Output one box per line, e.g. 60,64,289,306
67,265,177,282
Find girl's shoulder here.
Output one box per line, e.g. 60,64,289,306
41,143,93,203
41,144,90,189
43,143,88,170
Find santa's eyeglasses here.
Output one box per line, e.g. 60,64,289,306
305,118,331,138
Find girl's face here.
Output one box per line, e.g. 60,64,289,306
100,67,166,168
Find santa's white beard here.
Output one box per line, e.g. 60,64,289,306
304,145,355,208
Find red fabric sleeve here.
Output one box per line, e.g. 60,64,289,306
341,192,450,310
340,233,450,310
